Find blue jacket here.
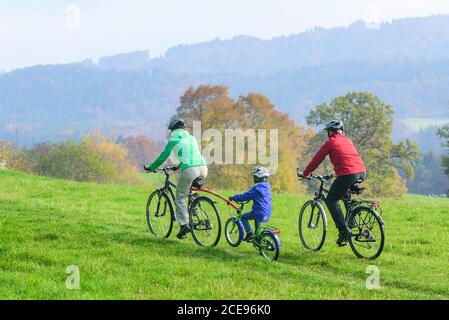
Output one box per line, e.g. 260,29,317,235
231,182,272,222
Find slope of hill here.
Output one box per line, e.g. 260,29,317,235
0,170,448,299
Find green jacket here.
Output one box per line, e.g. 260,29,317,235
148,129,206,171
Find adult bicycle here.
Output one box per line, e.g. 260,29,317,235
145,166,222,247
298,173,385,259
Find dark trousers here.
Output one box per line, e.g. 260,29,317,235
324,172,366,232
241,212,261,235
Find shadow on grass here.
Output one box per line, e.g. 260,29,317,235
113,234,245,263
110,229,367,268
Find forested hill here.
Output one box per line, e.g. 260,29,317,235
1,15,449,146
147,16,449,75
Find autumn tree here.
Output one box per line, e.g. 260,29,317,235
23,141,114,182
0,141,13,168
0,140,28,171
82,133,143,184
14,133,143,184
305,92,420,197
120,135,162,171
178,85,231,128
176,85,312,192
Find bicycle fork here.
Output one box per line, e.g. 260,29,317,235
155,192,168,218
308,202,321,229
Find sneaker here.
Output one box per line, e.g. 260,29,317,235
336,228,352,247
244,233,255,242
177,224,191,239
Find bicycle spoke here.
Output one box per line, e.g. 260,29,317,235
258,232,279,261
299,201,326,251
147,191,173,238
349,208,384,259
190,198,221,247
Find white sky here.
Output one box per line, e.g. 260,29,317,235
1,0,449,71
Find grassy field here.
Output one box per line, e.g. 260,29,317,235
0,169,448,300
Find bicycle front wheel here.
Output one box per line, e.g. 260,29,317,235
189,196,222,247
348,207,385,259
298,200,327,251
146,190,174,238
224,218,243,247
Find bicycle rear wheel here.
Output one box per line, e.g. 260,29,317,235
298,200,327,251
146,190,174,238
189,196,222,247
257,231,280,261
348,207,385,259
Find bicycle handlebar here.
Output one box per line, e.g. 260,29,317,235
234,200,251,205
145,165,179,174
298,173,334,182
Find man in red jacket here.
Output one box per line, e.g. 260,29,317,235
299,120,366,246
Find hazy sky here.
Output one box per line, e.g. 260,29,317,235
2,0,449,71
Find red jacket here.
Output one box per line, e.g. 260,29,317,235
303,133,366,177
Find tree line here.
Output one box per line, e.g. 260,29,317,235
176,86,421,196
0,133,161,185
1,85,448,196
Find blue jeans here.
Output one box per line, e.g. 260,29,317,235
241,212,261,235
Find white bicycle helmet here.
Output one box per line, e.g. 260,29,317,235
252,166,270,179
324,120,344,132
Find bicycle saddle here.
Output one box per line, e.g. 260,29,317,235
349,181,365,195
192,177,206,189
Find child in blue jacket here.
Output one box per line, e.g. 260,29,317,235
230,166,272,242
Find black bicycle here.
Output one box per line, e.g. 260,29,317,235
298,173,385,259
145,166,222,247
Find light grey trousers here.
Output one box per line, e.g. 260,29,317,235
175,166,208,226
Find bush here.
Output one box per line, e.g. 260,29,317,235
14,134,143,185
0,141,13,169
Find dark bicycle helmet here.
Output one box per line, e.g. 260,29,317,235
168,117,186,131
324,120,344,132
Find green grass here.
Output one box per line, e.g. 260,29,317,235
0,170,448,300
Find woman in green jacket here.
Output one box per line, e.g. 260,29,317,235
144,118,208,239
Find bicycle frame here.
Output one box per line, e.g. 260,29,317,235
298,173,385,258
302,174,382,224
153,166,239,210
230,202,280,244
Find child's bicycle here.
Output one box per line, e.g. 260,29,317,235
298,173,385,259
224,200,281,261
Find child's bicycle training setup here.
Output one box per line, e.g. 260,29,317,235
144,118,385,261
